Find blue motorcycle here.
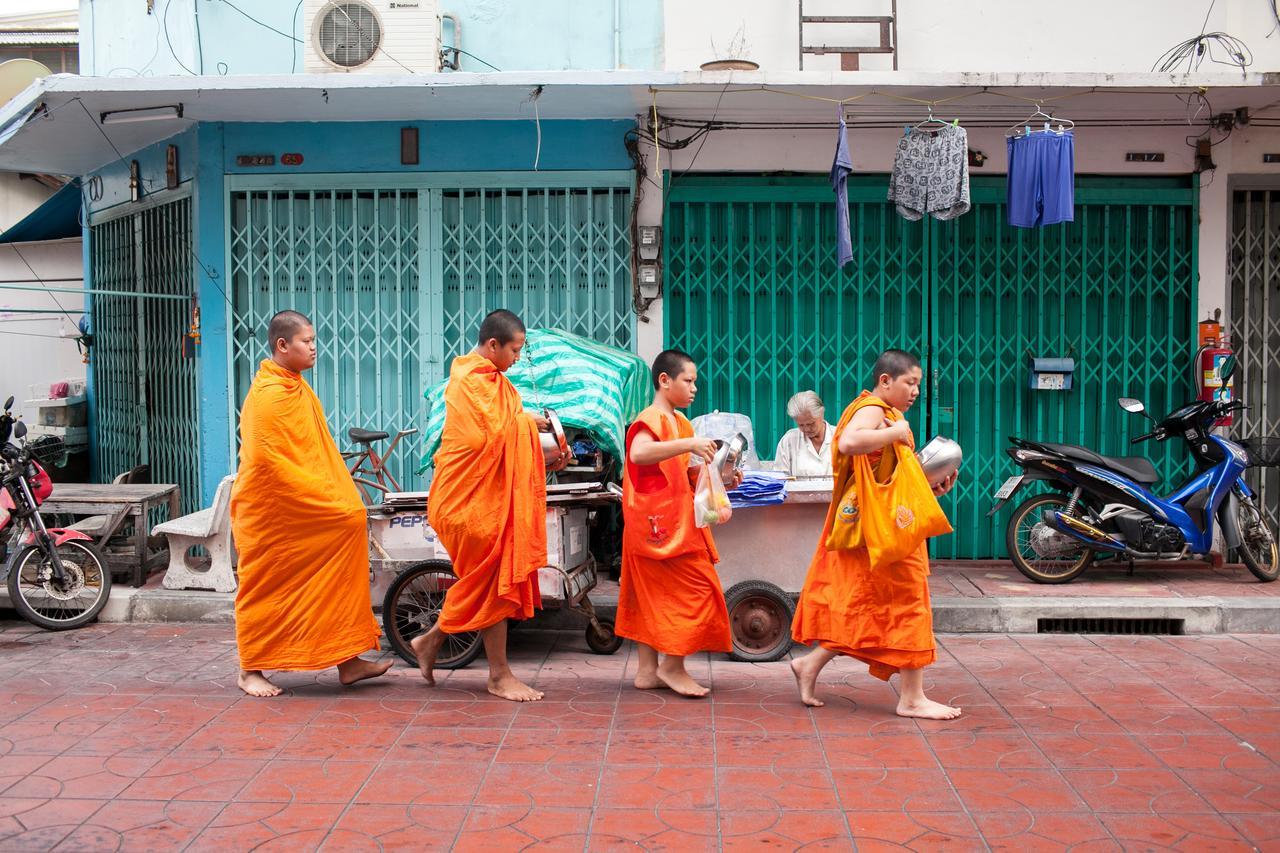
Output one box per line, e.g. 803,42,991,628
991,357,1278,584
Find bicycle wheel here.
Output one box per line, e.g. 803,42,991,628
7,540,112,630
381,560,483,669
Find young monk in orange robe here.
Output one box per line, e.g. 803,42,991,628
790,349,961,719
616,349,736,698
411,309,554,702
231,310,389,698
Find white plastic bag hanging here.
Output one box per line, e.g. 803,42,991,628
693,462,733,528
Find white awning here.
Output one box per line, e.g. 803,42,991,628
0,69,1275,176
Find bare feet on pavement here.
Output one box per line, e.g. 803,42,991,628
897,697,962,720
633,670,663,690
656,662,710,698
337,657,393,686
410,628,444,685
238,670,282,698
488,674,544,702
790,656,825,707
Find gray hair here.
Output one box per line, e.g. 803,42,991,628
786,390,824,420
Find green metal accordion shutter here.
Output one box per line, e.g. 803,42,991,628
228,177,633,492
89,195,202,513
665,175,1197,559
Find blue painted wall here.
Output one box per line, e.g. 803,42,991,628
81,0,663,76
85,118,633,502
222,120,634,173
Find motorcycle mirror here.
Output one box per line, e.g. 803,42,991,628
1118,398,1146,415
2,396,11,412
13,421,26,440
1219,354,1237,383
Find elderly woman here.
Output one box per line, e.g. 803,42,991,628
774,390,835,477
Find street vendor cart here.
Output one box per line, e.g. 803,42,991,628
715,477,832,662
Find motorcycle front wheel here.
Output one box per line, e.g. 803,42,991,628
6,540,112,630
1234,497,1279,582
1006,493,1095,584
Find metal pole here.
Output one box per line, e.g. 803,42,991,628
0,284,188,301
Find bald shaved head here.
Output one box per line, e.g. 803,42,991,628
267,310,311,352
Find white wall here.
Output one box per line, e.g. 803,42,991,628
632,121,1280,364
0,174,56,233
664,0,1280,72
0,238,87,422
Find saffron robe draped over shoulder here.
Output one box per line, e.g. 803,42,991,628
616,406,731,657
791,392,936,680
429,352,548,633
231,359,380,672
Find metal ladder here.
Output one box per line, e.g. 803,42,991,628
798,0,898,71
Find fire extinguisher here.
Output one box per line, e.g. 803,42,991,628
1194,315,1234,427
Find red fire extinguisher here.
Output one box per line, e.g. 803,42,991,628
1194,315,1234,427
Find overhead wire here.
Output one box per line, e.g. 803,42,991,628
1151,0,1252,77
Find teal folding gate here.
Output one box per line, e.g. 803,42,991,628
89,194,201,513
228,174,633,490
666,175,1197,559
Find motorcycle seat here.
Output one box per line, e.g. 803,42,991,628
348,428,389,444
1035,441,1160,485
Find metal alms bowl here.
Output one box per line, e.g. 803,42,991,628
916,435,962,487
710,432,749,482
539,408,571,472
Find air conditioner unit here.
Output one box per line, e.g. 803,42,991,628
304,0,440,74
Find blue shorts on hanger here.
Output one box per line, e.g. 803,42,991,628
1007,131,1074,228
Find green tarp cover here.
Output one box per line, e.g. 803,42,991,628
420,328,649,472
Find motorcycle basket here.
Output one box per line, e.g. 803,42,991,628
28,435,67,467
1241,436,1280,468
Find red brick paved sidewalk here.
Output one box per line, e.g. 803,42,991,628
0,623,1275,850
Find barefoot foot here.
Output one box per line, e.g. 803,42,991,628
897,697,962,720
238,670,282,698
337,657,394,686
656,663,710,698
488,674,544,702
633,670,663,690
790,656,825,707
410,628,445,685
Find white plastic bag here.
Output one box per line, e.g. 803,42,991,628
691,411,762,469
693,462,733,528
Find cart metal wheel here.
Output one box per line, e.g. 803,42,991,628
585,618,624,655
381,559,483,669
725,580,796,662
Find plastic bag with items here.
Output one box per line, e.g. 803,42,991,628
691,411,761,469
693,462,733,528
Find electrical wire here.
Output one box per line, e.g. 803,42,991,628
161,0,197,75
667,82,731,192
3,243,81,327
332,4,417,74
441,46,503,72
193,0,205,74
291,0,306,72
216,0,303,43
1152,1,1252,77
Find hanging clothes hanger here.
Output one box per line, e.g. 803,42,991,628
1006,102,1075,138
907,104,954,135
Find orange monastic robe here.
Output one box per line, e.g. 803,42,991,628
616,406,732,656
429,353,548,633
791,392,936,680
231,359,380,671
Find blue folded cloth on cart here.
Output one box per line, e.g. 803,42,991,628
727,472,787,508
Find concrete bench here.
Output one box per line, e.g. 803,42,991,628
154,474,237,593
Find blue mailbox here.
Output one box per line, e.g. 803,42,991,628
1029,357,1075,391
